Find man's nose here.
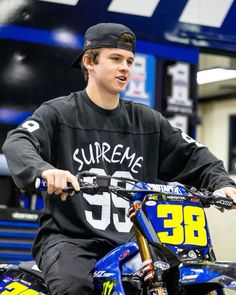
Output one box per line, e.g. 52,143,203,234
119,60,130,71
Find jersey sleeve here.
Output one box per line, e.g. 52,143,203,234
158,115,235,191
2,103,59,190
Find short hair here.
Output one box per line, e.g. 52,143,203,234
81,33,135,82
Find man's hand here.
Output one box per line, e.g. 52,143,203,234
214,186,236,210
42,169,80,201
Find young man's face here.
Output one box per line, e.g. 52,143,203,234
89,48,135,95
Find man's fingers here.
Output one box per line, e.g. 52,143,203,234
223,187,236,206
67,174,80,192
45,174,55,195
214,187,236,210
226,191,236,203
61,192,69,201
54,177,63,195
42,169,80,198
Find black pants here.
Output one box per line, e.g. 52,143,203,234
39,239,114,295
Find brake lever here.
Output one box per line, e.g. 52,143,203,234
80,184,99,195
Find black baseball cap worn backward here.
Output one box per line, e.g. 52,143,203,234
72,23,136,68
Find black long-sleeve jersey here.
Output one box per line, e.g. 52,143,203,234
3,90,235,264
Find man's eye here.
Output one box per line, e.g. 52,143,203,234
127,60,134,66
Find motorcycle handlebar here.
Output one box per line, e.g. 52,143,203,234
35,172,235,209
35,177,102,195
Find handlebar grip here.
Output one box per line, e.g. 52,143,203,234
35,177,76,194
35,177,100,195
35,177,47,191
213,196,234,209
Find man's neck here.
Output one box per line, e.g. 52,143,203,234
86,84,120,110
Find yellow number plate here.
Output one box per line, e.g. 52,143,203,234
157,204,207,246
1,282,39,295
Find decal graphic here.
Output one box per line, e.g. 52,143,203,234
102,281,114,295
21,121,40,133
181,132,203,147
188,250,197,259
1,282,39,294
179,0,234,27
182,274,199,283
93,271,114,278
82,169,133,232
73,142,143,173
118,249,130,261
146,201,157,206
108,0,160,17
38,0,79,5
157,204,207,246
154,261,170,270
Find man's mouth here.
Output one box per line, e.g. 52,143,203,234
117,76,127,82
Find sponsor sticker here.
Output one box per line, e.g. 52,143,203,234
182,274,198,282
102,281,114,295
118,249,130,260
145,201,156,206
188,250,197,259
154,261,170,270
93,271,114,278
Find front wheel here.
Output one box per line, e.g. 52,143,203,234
123,282,168,295
179,285,226,295
148,286,168,295
206,290,226,295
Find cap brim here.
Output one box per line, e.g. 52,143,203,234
71,52,83,68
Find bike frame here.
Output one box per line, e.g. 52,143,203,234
94,185,236,294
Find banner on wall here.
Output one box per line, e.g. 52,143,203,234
120,53,156,107
156,59,197,136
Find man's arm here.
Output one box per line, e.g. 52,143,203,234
3,104,58,190
158,115,236,195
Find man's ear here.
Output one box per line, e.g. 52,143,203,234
82,54,93,70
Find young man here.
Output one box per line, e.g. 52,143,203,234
3,23,236,294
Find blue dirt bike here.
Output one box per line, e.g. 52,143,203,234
0,171,236,294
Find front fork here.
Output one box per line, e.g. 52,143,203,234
135,227,168,295
130,203,168,295
206,292,225,295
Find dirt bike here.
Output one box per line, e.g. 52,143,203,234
0,171,236,294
